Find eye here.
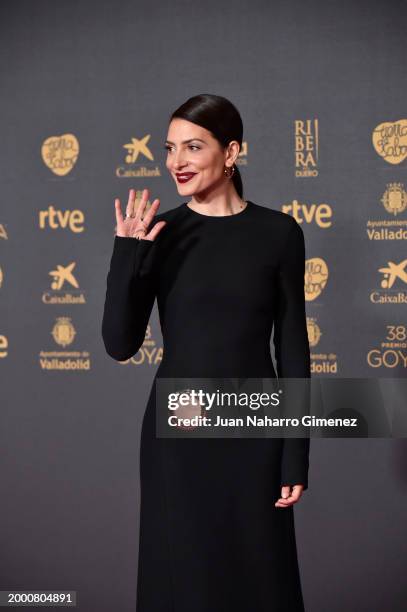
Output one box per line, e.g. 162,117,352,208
163,144,201,153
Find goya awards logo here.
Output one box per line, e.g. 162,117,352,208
370,258,407,303
41,134,79,176
372,119,407,164
39,316,90,370
366,183,407,241
120,324,162,367
42,262,86,305
295,119,319,178
305,257,329,301
282,199,333,228
116,134,161,178
367,325,407,370
307,316,338,375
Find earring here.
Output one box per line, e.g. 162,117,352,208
224,165,235,178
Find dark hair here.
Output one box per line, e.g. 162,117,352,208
169,94,244,199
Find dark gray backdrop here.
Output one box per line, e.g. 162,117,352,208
1,0,406,610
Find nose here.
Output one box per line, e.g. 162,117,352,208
172,151,188,169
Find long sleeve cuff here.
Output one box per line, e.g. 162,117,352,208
111,235,154,273
281,437,310,490
101,236,156,361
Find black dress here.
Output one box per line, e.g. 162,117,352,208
102,200,311,612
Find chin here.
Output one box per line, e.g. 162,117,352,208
175,184,197,195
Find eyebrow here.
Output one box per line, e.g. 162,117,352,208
165,138,206,145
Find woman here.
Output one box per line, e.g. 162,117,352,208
102,94,311,612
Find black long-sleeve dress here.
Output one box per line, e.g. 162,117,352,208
102,200,311,612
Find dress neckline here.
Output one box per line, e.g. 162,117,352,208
183,200,251,220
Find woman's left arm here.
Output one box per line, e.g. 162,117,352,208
272,218,311,502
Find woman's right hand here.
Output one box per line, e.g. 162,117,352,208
114,188,167,240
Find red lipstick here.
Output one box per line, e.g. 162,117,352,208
176,172,197,184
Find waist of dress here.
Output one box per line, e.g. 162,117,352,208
154,354,277,379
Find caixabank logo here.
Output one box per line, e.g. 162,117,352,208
41,133,79,176
370,257,407,303
42,261,86,305
116,133,161,178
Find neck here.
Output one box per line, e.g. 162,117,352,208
187,190,246,217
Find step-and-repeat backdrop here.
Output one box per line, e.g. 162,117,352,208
1,0,406,610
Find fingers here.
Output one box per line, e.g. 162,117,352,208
145,220,167,241
124,188,148,219
275,491,294,507
275,496,296,507
115,188,162,238
142,198,161,228
124,187,156,227
114,198,124,227
134,188,149,221
126,189,136,218
274,485,303,508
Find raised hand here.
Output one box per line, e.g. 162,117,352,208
114,188,167,240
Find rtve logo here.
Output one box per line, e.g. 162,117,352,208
39,206,85,233
282,199,333,228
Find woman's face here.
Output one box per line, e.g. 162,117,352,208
165,118,237,198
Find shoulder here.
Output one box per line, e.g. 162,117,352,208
248,201,302,237
150,202,185,227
